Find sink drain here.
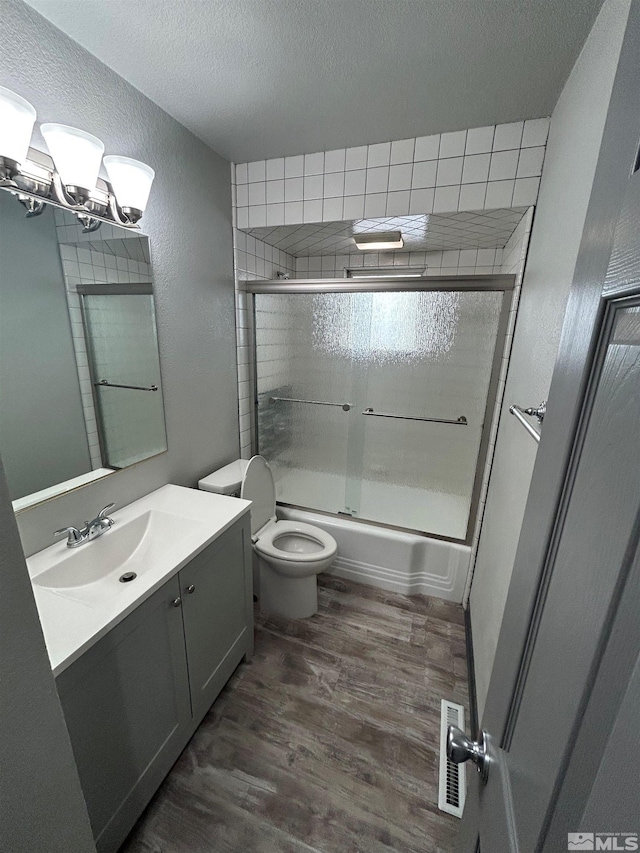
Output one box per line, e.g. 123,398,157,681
119,571,137,583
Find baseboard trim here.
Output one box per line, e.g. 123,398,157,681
464,606,479,738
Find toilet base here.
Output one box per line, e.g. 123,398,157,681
259,559,318,619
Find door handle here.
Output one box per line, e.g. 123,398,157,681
447,725,489,783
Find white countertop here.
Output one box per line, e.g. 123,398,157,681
28,484,251,676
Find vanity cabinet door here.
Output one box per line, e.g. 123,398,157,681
180,517,253,724
56,576,191,853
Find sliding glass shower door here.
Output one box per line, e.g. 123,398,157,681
254,286,506,540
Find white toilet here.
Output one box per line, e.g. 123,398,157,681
198,456,337,619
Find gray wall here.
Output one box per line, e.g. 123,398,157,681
0,195,92,499
1,0,238,555
469,0,631,719
0,459,96,852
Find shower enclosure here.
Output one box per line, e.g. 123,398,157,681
249,277,512,541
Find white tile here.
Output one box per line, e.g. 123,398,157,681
324,170,345,197
493,121,524,151
346,146,368,170
235,163,248,184
484,180,515,208
344,169,366,196
512,176,540,206
248,160,266,182
409,188,434,214
462,153,490,184
304,151,324,175
284,201,303,224
411,159,437,189
439,130,466,158
325,148,346,173
441,250,460,267
304,174,324,199
236,183,249,207
365,165,389,194
343,195,365,219
266,179,285,203
248,182,266,205
436,156,463,186
522,117,550,148
489,149,519,181
388,163,413,191
284,154,304,177
414,134,440,161
390,138,415,164
465,125,494,155
516,146,545,178
364,193,387,217
459,249,478,266
367,141,391,167
266,203,285,226
266,158,285,180
285,176,303,201
303,199,323,223
323,196,344,221
386,190,410,216
477,248,496,265
433,184,460,213
248,205,266,227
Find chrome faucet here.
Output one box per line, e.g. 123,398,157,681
54,503,116,548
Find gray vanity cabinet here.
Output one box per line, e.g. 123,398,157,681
180,520,252,724
55,575,192,853
56,513,254,853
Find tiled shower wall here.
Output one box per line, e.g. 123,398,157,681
233,230,296,458
232,118,549,229
294,247,504,278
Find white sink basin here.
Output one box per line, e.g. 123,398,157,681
27,484,252,675
34,510,204,604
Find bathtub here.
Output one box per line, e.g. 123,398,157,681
278,506,470,603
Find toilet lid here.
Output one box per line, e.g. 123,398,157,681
240,455,276,535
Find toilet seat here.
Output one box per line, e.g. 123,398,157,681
254,519,337,563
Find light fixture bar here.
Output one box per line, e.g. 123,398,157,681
346,267,426,279
354,231,404,251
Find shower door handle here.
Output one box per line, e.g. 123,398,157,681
270,396,352,411
362,407,467,426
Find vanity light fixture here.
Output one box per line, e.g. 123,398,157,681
0,85,37,180
103,156,155,224
41,123,105,206
0,84,155,231
354,231,404,251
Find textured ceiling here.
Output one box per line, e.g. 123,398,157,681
247,208,528,257
24,0,602,163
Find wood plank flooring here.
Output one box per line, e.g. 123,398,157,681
120,575,468,853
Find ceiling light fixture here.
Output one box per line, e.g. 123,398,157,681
346,267,426,279
0,85,154,231
354,231,404,251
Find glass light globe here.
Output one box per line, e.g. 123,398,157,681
103,155,155,213
41,123,104,192
0,86,37,166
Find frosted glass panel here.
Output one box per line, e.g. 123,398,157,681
355,291,502,538
83,293,167,468
255,294,352,513
254,289,503,538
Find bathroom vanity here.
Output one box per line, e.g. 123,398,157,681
27,485,253,853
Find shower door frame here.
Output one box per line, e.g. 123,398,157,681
245,275,515,546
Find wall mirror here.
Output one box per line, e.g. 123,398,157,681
0,191,167,511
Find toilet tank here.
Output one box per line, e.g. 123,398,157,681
198,459,249,496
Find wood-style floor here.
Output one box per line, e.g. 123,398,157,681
121,575,468,853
